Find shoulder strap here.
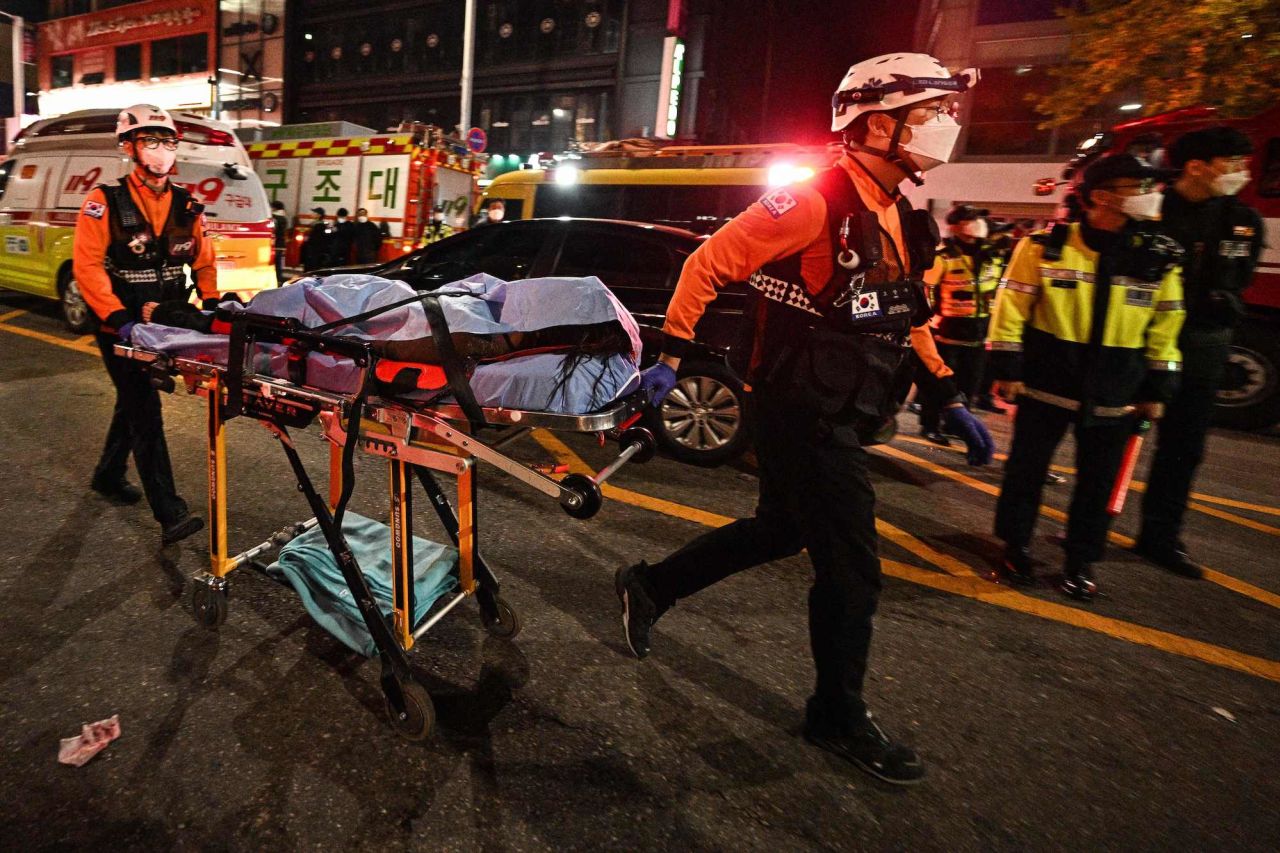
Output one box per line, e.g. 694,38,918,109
1031,223,1071,261
98,179,145,232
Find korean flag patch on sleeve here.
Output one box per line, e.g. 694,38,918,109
82,200,106,220
759,190,798,220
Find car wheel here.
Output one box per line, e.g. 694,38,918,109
647,361,749,466
1214,320,1280,431
59,272,96,334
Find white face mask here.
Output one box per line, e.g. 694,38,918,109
956,219,989,240
488,209,504,222
138,146,176,178
357,215,368,223
1211,171,1250,197
900,113,962,171
1119,190,1164,221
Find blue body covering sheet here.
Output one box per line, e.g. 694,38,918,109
267,512,459,657
130,273,641,414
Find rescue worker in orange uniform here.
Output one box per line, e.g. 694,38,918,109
75,104,218,545
614,54,991,785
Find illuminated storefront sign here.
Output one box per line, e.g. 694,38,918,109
655,36,685,139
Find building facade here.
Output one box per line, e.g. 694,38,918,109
907,0,1140,222
33,0,285,129
287,0,706,163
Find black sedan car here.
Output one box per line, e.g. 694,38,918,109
307,218,750,466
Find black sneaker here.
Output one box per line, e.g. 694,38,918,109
615,562,659,659
804,706,925,786
91,477,143,505
1060,560,1097,601
921,430,952,447
1133,539,1204,579
999,544,1036,585
161,514,204,546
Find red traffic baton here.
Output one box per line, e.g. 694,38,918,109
1107,418,1152,516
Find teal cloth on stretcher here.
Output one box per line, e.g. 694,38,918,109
267,512,459,657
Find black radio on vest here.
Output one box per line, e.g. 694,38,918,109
99,178,204,323
735,167,935,439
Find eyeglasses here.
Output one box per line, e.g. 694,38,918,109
136,136,180,150
1105,179,1157,194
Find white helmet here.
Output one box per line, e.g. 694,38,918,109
831,53,978,132
116,104,178,140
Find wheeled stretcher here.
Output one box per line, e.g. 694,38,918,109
114,306,655,740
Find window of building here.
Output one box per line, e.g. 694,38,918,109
479,0,622,67
50,54,74,89
114,44,143,82
480,90,609,157
976,0,1078,25
151,33,209,78
964,65,1056,156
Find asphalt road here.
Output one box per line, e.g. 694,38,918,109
1,291,1278,852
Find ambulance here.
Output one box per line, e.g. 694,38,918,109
246,123,488,265
0,109,276,333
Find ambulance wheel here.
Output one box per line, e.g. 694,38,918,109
59,271,96,334
481,595,521,640
191,584,228,628
559,473,602,519
385,681,434,741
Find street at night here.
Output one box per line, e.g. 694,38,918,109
1,292,1277,850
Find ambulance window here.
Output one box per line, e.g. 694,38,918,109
1260,138,1280,198
535,185,624,219
0,162,10,202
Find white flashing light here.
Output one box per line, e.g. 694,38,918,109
766,163,815,187
1242,33,1253,39
554,165,580,186
1119,103,1143,112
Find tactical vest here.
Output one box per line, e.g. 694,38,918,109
930,238,1004,346
734,166,935,435
99,178,203,321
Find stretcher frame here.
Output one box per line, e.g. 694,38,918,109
114,310,654,739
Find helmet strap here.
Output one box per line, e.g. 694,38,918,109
841,113,924,187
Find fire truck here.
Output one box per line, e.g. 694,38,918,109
1050,105,1280,431
247,123,488,266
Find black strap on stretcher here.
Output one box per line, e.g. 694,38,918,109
310,289,488,431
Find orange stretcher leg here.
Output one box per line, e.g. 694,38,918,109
206,374,231,577
390,459,414,651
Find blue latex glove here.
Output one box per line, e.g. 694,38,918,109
944,405,995,466
639,363,678,407
116,321,136,342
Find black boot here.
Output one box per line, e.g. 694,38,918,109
161,513,204,546
1060,560,1097,601
1134,538,1203,579
91,476,143,505
804,701,925,786
615,562,661,659
999,544,1036,585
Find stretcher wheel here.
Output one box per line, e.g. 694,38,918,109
481,596,521,640
192,584,228,628
619,426,657,465
385,681,434,741
559,473,603,520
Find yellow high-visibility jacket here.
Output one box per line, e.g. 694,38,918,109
924,238,1004,346
987,222,1185,415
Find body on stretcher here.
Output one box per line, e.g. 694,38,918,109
114,301,656,740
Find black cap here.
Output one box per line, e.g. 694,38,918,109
1080,153,1163,191
312,207,325,216
337,207,349,217
945,204,989,225
1168,126,1253,170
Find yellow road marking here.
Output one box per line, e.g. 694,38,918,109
530,430,1280,685
875,442,1280,611
0,309,28,322
0,320,99,356
898,432,1280,522
881,559,1280,683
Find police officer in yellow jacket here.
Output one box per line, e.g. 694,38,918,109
988,154,1186,600
917,204,1004,440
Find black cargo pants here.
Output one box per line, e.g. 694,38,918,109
646,387,882,724
93,333,189,526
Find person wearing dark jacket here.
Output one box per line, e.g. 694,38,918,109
330,207,356,266
1135,128,1265,577
352,207,383,264
270,200,289,283
301,208,332,271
